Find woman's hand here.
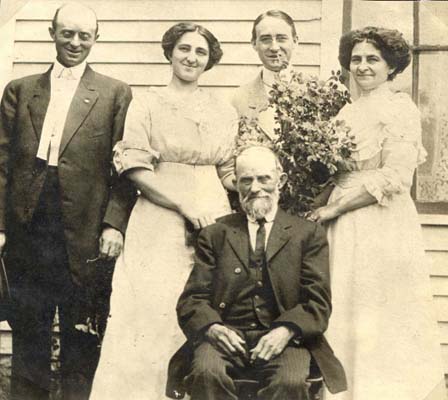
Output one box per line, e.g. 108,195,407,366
307,204,340,223
181,207,216,230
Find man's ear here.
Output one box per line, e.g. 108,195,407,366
251,39,257,51
278,172,288,189
95,33,100,42
232,177,237,188
49,27,56,41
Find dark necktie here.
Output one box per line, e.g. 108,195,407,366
254,218,267,259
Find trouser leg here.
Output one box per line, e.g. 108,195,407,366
187,341,242,400
257,345,311,400
8,167,67,400
58,299,101,400
9,283,55,400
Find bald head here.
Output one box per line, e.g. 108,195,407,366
52,3,98,34
49,2,99,67
235,146,283,179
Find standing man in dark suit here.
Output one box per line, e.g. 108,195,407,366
0,3,134,399
172,146,346,399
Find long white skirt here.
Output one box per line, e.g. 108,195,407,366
325,180,446,400
90,163,231,400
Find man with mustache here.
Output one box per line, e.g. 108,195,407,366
232,10,297,140
169,146,346,399
0,3,134,399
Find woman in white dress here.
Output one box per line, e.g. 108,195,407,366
309,27,446,400
90,23,237,399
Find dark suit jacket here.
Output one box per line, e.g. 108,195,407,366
0,65,134,299
167,210,347,398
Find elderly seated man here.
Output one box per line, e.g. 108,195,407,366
167,146,346,400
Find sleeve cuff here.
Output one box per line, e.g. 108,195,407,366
113,141,160,176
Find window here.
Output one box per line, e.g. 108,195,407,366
414,2,448,213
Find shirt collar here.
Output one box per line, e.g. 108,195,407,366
261,65,293,88
52,59,87,80
247,203,278,224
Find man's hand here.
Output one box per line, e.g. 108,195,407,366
99,227,123,260
250,326,295,363
0,232,5,254
206,323,246,358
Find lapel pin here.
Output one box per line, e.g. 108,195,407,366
84,99,90,104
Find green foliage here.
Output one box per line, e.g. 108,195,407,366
237,70,355,215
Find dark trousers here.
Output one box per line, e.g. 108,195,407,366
187,329,312,400
7,167,103,400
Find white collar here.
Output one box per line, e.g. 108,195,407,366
247,203,278,224
261,65,293,88
52,59,87,80
359,81,392,99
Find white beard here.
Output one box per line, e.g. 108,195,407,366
240,187,279,220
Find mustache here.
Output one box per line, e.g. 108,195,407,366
239,189,279,220
269,53,290,69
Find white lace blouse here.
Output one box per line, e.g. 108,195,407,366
336,82,427,206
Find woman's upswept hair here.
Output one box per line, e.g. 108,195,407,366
161,22,223,71
339,26,411,81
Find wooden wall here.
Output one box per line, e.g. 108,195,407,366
0,0,445,383
421,215,448,374
0,0,342,369
0,0,344,103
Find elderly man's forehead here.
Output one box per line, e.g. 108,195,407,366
236,148,278,172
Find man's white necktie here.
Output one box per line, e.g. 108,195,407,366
57,68,76,80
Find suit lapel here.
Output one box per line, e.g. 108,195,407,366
247,73,269,114
27,69,52,142
59,65,98,157
266,209,292,262
247,73,277,141
226,214,250,269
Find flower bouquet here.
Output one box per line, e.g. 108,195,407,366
237,70,355,215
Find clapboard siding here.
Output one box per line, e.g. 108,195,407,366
428,250,448,276
1,0,447,382
9,0,324,97
443,345,448,370
0,0,328,364
13,41,321,65
423,223,448,372
16,0,323,21
423,226,448,251
15,19,322,43
0,330,11,356
439,322,448,343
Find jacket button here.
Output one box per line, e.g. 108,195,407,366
219,302,226,309
234,267,242,274
250,322,257,328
